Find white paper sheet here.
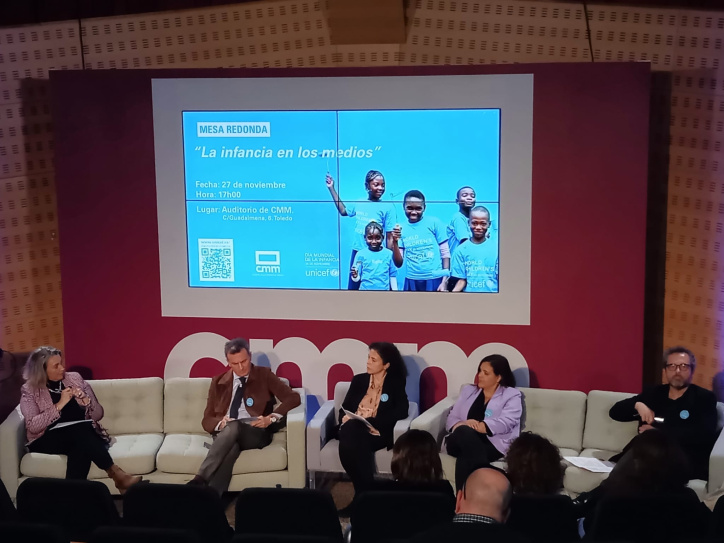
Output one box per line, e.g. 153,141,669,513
563,456,614,473
343,409,374,429
50,420,93,430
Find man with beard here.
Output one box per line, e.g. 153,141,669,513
609,346,718,479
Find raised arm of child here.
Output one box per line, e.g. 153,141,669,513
325,174,347,216
391,224,404,267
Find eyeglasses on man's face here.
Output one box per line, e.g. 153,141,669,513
665,363,692,372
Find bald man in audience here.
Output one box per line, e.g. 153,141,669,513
410,468,530,542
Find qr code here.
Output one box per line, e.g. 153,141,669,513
198,239,234,282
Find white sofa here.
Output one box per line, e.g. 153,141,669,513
411,387,724,498
306,381,419,487
0,376,307,498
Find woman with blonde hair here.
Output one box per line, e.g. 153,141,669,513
20,346,142,493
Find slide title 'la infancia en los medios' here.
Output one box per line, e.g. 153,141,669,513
195,145,379,159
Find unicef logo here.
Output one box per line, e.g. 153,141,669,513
330,269,339,277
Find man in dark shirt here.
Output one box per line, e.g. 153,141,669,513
609,346,718,480
410,468,529,543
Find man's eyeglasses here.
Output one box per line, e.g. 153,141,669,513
665,363,692,372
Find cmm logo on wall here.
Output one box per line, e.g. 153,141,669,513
254,250,281,275
164,333,530,405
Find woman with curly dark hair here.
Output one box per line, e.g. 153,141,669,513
337,342,409,505
505,432,565,495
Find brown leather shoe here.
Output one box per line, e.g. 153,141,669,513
106,464,142,494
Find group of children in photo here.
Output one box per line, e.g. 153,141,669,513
325,170,499,292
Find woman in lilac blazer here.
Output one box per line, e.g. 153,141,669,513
20,346,142,493
444,354,522,489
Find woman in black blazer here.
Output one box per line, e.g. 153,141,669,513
338,341,409,502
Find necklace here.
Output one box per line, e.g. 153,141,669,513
47,381,64,394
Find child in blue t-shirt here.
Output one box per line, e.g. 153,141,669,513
447,186,476,256
350,221,398,291
326,170,396,289
393,190,450,292
450,206,499,293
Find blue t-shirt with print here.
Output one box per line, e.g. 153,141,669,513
399,215,449,280
345,200,396,251
447,211,471,256
352,247,397,290
450,239,499,292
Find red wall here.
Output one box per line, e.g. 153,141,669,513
51,63,650,395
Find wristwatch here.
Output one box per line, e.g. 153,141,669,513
269,415,280,423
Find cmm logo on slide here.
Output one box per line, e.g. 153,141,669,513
255,250,282,275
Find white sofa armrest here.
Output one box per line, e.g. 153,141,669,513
393,402,420,442
410,397,456,444
0,406,26,499
306,400,336,472
285,388,307,488
708,425,724,494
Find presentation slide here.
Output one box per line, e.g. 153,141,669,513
184,108,500,293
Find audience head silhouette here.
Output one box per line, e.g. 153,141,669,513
391,429,443,483
456,467,512,523
506,431,565,495
604,428,690,495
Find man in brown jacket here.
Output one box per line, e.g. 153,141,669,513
187,337,301,493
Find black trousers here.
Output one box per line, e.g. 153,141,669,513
28,422,113,479
445,425,503,490
338,419,387,494
198,420,273,495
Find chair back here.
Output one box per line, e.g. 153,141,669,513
0,478,17,521
16,478,119,541
518,388,586,452
90,526,203,543
350,491,454,543
590,493,711,542
0,521,68,543
711,493,724,539
234,535,339,543
333,382,351,416
123,483,232,543
507,494,578,542
235,488,342,542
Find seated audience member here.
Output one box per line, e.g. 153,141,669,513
410,467,529,543
371,429,454,498
444,354,522,489
187,337,301,494
577,428,710,536
20,346,142,493
337,342,409,506
505,432,565,496
609,345,717,480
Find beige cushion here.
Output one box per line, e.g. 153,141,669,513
88,377,164,435
519,387,586,452
563,466,609,495
156,432,288,474
20,433,163,478
582,390,638,452
164,378,210,434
